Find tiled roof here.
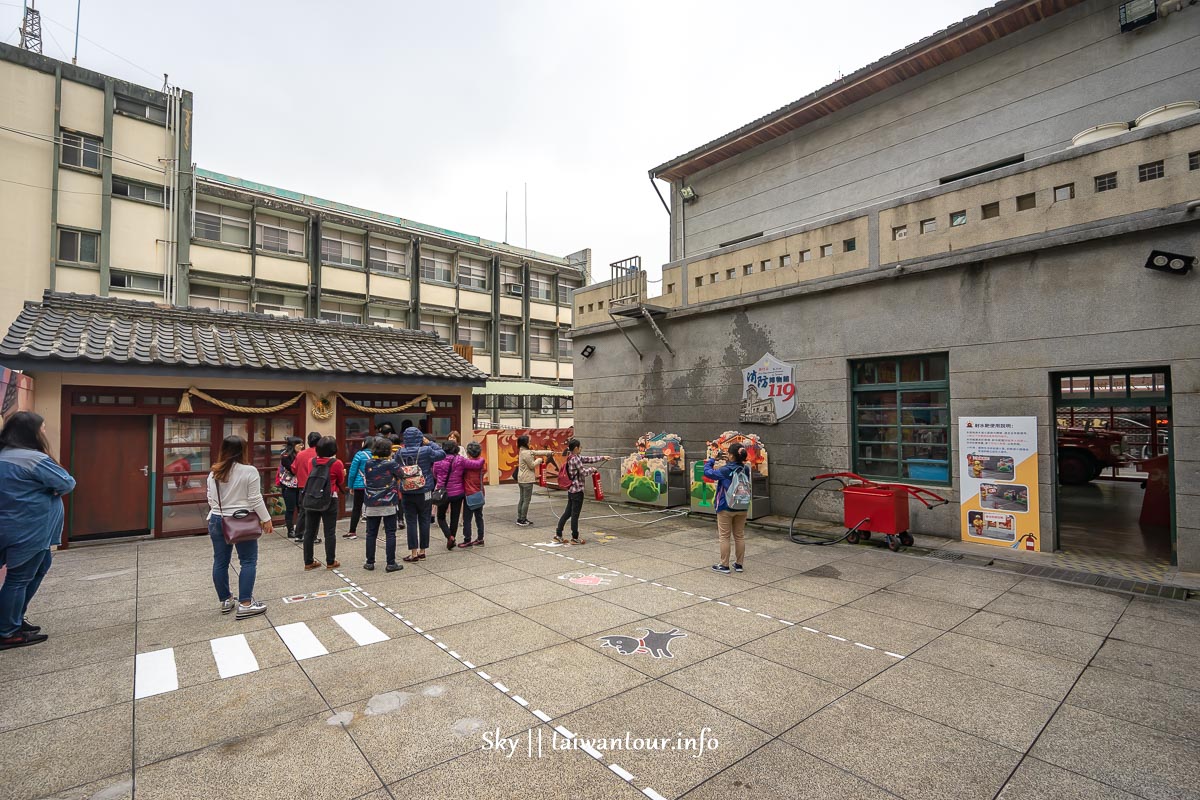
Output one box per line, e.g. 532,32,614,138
0,292,488,383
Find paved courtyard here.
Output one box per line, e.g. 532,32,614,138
3,486,1199,800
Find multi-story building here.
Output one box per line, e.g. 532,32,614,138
572,0,1200,574
0,42,585,430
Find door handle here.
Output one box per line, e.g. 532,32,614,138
139,466,149,477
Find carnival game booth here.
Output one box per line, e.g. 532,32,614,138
619,431,687,507
689,430,772,519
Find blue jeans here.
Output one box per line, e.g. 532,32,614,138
403,493,431,551
0,549,52,637
365,514,397,565
208,515,259,603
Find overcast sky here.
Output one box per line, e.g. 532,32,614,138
5,0,985,284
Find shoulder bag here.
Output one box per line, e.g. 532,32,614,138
215,469,263,545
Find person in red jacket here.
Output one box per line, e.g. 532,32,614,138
301,436,346,571
292,431,321,544
457,441,487,547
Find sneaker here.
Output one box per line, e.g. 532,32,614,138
446,536,456,551
473,539,485,547
235,599,267,620
363,562,375,571
304,561,322,571
313,537,322,545
552,535,565,543
20,618,40,633
711,564,732,574
516,519,532,527
385,563,403,573
458,541,472,548
326,561,341,570
220,598,236,614
0,630,48,650
343,532,358,540
734,563,744,573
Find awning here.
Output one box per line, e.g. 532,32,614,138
473,381,572,398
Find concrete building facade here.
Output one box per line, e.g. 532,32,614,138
572,0,1200,572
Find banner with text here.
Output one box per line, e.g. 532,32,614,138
959,416,1042,552
740,353,795,425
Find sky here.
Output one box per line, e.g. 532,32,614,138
3,0,987,284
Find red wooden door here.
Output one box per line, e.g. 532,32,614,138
70,414,152,538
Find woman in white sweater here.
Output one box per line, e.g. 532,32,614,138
207,435,273,619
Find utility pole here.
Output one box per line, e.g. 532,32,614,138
20,0,44,54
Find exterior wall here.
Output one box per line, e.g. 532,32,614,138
192,243,252,278
672,0,1200,256
58,80,103,133
111,198,168,274
571,227,1200,569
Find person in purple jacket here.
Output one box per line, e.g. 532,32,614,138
433,442,463,549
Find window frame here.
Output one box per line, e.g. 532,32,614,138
195,200,251,248
456,316,490,351
498,322,521,355
112,177,168,205
114,95,168,125
1137,160,1164,182
819,244,834,258
1016,192,1037,211
949,210,967,228
420,314,453,342
843,237,857,252
189,284,250,313
320,227,365,269
60,130,102,171
1094,172,1118,193
254,291,306,318
919,218,937,234
981,202,1000,220
367,237,408,276
529,327,554,358
529,271,553,301
57,227,100,265
419,249,454,284
255,213,306,257
1053,184,1074,202
779,254,792,269
458,255,489,290
319,299,364,325
109,270,165,294
892,225,908,241
799,250,812,263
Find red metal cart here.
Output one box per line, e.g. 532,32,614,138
812,472,949,551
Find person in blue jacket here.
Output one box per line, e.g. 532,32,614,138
344,436,374,541
0,412,76,649
395,426,444,562
704,442,750,575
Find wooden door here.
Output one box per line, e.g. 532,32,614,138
71,414,152,538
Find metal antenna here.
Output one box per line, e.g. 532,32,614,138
20,0,43,54
72,0,80,63
524,182,528,249
504,191,509,244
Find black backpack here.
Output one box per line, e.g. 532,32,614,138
303,460,334,511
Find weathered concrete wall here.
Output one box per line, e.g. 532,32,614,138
674,0,1200,257
573,226,1200,569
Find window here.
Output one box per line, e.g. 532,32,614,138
587,304,593,312
256,213,306,256
501,265,521,288
726,268,736,280
598,300,604,309
558,331,571,359
1190,151,1199,171
665,283,675,294
892,225,908,241
1094,172,1118,193
195,200,250,247
499,323,520,355
852,354,950,483
820,244,833,258
190,284,249,313
1016,193,1036,211
457,317,489,349
57,228,99,264
709,273,718,284
743,264,753,276
115,95,167,124
981,202,1000,219
843,237,857,252
529,272,553,301
319,300,363,324
1053,184,1074,202
367,305,407,328
420,249,453,283
459,255,489,290
110,271,163,292
760,260,771,272
368,238,407,275
421,314,453,341
799,250,812,262
949,211,966,227
779,254,792,268
60,131,102,170
530,328,554,356
920,218,937,234
695,277,703,288
320,228,364,267
254,291,305,318
1138,160,1164,182
112,178,167,204
557,278,579,304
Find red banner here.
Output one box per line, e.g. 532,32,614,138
474,427,574,483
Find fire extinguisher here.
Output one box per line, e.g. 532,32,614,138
537,462,546,488
592,471,604,501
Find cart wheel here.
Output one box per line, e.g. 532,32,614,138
861,531,871,540
899,532,914,547
886,535,901,552
846,530,860,544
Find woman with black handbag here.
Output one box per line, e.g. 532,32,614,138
207,435,273,620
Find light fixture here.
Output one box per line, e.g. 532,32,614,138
679,185,698,202
1144,249,1193,275
580,344,596,359
1119,0,1158,32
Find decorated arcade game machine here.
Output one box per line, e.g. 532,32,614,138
689,431,772,519
619,432,687,507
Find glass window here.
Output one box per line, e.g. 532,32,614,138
530,328,553,356
319,300,362,324
320,228,364,267
254,291,305,318
760,260,771,272
820,244,833,258
499,322,520,355
557,278,579,304
189,284,249,312
458,255,489,290
920,218,937,234
1190,151,1199,171
843,237,857,251
367,305,407,327
368,238,408,275
949,211,966,227
726,268,736,280
1016,193,1036,211
110,271,164,292
1053,184,1074,202
457,317,489,349
558,331,571,359
852,354,950,483
1138,161,1164,182
420,249,453,283
529,272,553,301
501,265,521,287
112,178,167,204
1094,172,1118,192
421,314,452,341
195,200,250,247
115,95,167,124
742,264,753,276
981,202,1000,219
892,225,907,240
256,213,306,256
57,228,99,264
60,130,102,170
779,254,792,268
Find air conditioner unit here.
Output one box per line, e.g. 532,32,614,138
539,408,555,416
260,308,292,318
506,283,524,297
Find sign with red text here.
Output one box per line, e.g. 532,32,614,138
740,353,795,425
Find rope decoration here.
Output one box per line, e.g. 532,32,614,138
176,387,436,419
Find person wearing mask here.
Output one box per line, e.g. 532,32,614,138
515,435,553,527
705,443,751,574
432,441,463,549
553,439,611,545
458,441,488,547
293,431,322,545
301,436,346,571
207,435,273,618
396,426,444,563
344,437,374,542
0,412,75,650
361,438,403,572
276,436,303,539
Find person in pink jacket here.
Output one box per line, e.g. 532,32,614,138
457,442,488,547
433,442,464,549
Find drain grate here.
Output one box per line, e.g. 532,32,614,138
926,551,965,562
985,560,1190,600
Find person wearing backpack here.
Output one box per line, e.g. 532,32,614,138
293,431,322,545
705,443,751,574
276,436,303,539
553,439,611,545
432,441,463,549
395,426,444,563
457,441,488,547
361,438,403,572
515,435,554,527
301,436,346,571
344,437,374,542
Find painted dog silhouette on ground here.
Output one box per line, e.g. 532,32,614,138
597,628,686,659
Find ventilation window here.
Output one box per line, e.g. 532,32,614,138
779,254,792,268
892,225,908,241
820,244,833,258
981,202,1000,220
1016,193,1037,211
726,268,736,280
1053,184,1074,202
742,264,753,276
1190,151,1199,171
920,218,937,234
949,210,967,227
709,273,718,284
843,238,857,252
666,283,675,294
760,259,770,272
799,250,812,262
1138,160,1164,182
695,277,703,288
1094,173,1118,193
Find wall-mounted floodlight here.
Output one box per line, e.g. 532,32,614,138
679,185,698,203
580,344,596,359
1144,250,1193,275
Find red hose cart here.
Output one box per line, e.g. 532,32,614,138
812,472,949,551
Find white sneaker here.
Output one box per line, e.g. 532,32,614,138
221,598,236,614
235,599,267,620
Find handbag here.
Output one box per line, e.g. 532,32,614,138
215,471,263,545
465,490,485,510
431,455,455,505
